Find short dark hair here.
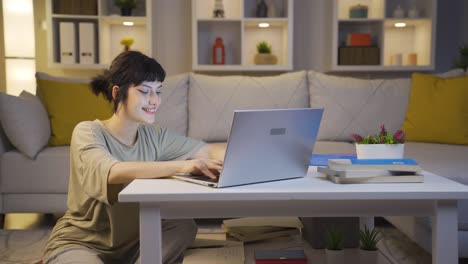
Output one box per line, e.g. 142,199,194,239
90,51,166,112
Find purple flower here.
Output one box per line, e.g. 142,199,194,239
393,129,405,143
351,133,363,142
379,124,387,137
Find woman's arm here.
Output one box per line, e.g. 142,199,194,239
108,158,223,184
190,143,227,160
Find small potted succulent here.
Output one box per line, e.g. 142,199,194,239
351,124,405,159
324,226,345,264
114,0,137,16
254,40,278,65
359,225,383,264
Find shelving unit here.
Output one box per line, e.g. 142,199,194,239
331,0,437,71
192,0,293,71
46,0,152,69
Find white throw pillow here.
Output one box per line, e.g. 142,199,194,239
188,71,308,142
308,71,411,141
0,91,51,159
153,73,190,136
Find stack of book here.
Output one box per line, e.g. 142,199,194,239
318,158,424,184
222,217,302,243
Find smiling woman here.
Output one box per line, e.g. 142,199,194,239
41,51,225,264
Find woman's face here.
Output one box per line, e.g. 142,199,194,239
122,81,162,124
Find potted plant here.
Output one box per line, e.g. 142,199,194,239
324,226,344,264
114,0,137,16
254,41,278,65
359,225,383,264
351,124,405,159
454,44,468,71
120,37,135,52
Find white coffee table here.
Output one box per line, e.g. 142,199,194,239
119,168,468,264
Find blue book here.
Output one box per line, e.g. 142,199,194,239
328,158,421,172
310,154,357,166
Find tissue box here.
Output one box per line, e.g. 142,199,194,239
349,4,368,18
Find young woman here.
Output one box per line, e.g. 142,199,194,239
43,51,223,264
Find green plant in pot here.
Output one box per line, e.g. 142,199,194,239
324,226,344,264
351,124,406,159
114,0,137,16
359,225,383,264
454,44,468,71
254,40,278,65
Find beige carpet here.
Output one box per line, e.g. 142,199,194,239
0,225,434,264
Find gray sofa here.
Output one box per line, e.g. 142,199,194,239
0,70,467,257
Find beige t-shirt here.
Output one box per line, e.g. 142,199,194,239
44,120,204,261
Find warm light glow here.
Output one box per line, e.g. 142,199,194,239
3,0,33,14
394,22,407,28
258,23,270,28
123,21,134,26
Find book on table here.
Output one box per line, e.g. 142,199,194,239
254,249,307,264
327,158,421,172
319,158,424,183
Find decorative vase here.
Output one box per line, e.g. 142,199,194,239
325,249,344,264
393,5,405,18
256,0,268,17
266,0,277,17
254,53,278,65
355,144,405,159
120,8,132,16
359,249,379,264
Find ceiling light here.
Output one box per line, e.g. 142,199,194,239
258,23,270,28
123,21,134,26
394,22,406,28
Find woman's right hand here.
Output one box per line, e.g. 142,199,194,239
180,159,223,179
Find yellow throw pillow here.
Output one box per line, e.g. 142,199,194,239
403,74,468,145
37,78,113,146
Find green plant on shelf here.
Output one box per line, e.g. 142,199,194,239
454,44,468,71
359,225,383,251
114,0,137,9
325,226,344,251
256,41,272,54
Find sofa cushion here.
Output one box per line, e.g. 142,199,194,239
0,91,50,159
153,73,189,136
37,77,113,146
308,71,410,141
0,146,70,193
403,74,468,145
188,71,308,142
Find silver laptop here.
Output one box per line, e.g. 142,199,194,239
173,108,324,188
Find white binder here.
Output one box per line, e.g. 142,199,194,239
59,22,76,64
78,22,95,64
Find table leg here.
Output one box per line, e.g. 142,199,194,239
140,204,162,264
432,200,457,264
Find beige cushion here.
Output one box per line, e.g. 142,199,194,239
153,73,190,136
188,71,309,142
308,70,410,141
0,91,51,159
0,146,70,193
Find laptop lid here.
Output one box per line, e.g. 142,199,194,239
216,108,323,188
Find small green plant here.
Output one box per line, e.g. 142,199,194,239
453,44,468,71
325,226,344,251
114,0,137,9
256,41,272,54
351,124,405,144
359,225,383,251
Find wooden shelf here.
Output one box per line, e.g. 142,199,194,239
331,0,437,71
46,0,152,68
192,0,293,71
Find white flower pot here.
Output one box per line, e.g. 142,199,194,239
355,144,404,159
359,249,379,264
325,249,344,264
